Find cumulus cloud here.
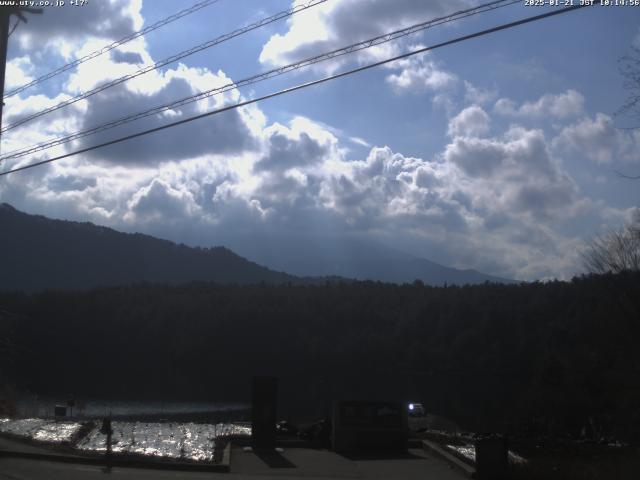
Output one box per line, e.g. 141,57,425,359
5,56,34,90
443,120,581,225
313,126,585,278
260,0,472,70
76,73,258,165
464,81,497,105
386,52,457,94
494,89,584,119
447,105,490,138
1,89,84,157
4,28,263,169
3,90,78,128
0,99,605,281
444,136,505,177
12,0,142,53
554,113,640,164
111,50,145,65
2,0,631,284
328,146,467,232
1,44,600,283
254,117,335,173
126,178,201,224
1,1,144,161
47,175,97,192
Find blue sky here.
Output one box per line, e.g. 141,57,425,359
1,0,639,280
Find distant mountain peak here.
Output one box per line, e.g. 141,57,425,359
0,204,297,292
220,233,516,286
0,204,514,291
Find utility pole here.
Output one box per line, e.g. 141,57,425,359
0,6,42,145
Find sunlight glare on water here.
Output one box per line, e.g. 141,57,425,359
446,443,528,465
0,417,250,462
76,421,251,462
447,444,476,462
0,418,82,443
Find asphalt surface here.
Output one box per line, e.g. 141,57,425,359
0,434,468,479
0,445,467,480
0,458,216,479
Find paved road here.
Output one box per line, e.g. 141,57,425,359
0,458,216,479
0,437,83,457
0,446,467,479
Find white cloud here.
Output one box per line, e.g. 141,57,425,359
13,0,142,52
5,56,34,90
444,136,506,177
0,101,609,281
493,98,517,116
2,0,633,284
318,128,584,279
3,49,261,170
125,178,201,225
65,37,153,94
442,120,582,226
494,89,585,119
73,64,259,165
254,117,336,173
447,105,490,138
554,113,640,164
0,52,603,282
463,81,497,106
386,52,457,94
349,136,371,148
260,0,472,71
1,90,84,156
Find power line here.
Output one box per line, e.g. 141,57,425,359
3,0,223,99
0,2,595,178
7,18,19,38
0,0,328,135
0,0,519,162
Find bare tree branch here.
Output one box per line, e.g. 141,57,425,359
583,214,640,274
617,45,640,122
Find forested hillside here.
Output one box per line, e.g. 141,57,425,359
1,272,639,439
0,203,296,290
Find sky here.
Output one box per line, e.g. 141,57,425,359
0,0,639,281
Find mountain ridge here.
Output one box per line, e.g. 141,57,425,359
0,203,298,291
225,232,516,286
0,203,514,291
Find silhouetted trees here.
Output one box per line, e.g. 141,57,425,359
619,45,640,124
0,273,639,439
616,44,640,180
583,213,640,274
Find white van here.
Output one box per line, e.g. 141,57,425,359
408,402,425,417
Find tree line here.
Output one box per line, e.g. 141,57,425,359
0,272,639,440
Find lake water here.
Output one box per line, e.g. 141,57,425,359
15,397,249,420
0,418,82,443
77,421,251,461
0,417,251,462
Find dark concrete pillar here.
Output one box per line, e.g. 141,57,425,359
475,435,508,480
251,376,277,450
